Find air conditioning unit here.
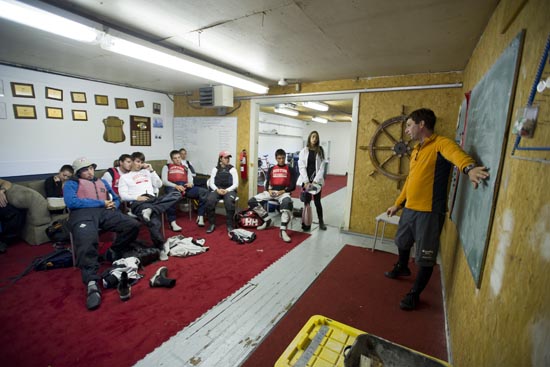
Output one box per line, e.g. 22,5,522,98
199,85,234,108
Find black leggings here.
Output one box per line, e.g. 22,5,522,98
303,189,323,222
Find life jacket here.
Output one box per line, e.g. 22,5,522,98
214,164,233,189
167,163,188,183
107,167,121,194
76,178,109,201
269,165,291,189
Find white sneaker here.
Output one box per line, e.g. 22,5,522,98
257,218,272,230
170,221,182,232
197,215,205,227
280,230,291,243
141,208,153,222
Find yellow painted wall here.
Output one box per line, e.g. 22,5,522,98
440,0,550,365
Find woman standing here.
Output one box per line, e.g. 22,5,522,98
297,131,327,230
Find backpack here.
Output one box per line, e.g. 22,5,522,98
32,248,74,271
45,219,71,244
228,228,257,244
234,208,264,228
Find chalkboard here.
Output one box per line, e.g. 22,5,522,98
450,31,524,287
173,117,237,175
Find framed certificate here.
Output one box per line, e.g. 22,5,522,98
45,106,63,119
71,91,87,103
115,98,129,109
13,104,37,119
94,94,108,106
45,87,63,101
153,102,161,114
72,109,88,121
135,100,145,108
11,82,35,98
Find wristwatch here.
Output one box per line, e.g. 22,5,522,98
463,164,476,175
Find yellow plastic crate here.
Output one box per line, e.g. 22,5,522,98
275,315,451,367
275,315,364,367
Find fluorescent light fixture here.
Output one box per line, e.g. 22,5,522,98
0,0,269,94
312,116,328,123
302,101,329,111
100,35,269,94
0,0,101,43
274,107,299,117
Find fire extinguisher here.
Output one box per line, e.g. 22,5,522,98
239,149,248,180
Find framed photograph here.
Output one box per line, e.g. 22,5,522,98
45,87,63,101
71,91,87,103
11,82,35,98
135,100,144,108
153,102,161,114
72,109,88,121
94,94,109,106
45,106,63,119
13,104,37,119
115,98,129,109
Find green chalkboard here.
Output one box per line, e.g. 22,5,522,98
450,31,524,287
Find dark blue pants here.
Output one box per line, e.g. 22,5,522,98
69,207,140,284
165,182,208,221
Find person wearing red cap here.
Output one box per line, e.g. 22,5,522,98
205,151,239,233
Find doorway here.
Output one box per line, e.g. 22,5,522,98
249,93,359,230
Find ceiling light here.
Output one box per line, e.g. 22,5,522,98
302,101,329,112
0,0,102,43
274,107,299,117
0,0,269,94
101,35,268,94
312,116,328,123
278,78,288,86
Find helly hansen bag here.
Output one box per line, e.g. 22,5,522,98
234,208,264,228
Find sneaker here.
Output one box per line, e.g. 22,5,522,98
141,208,153,222
170,221,182,231
117,271,131,302
280,230,291,243
197,216,205,227
150,266,176,288
206,224,216,233
400,291,419,311
86,281,101,311
319,221,327,230
257,218,272,230
384,262,411,279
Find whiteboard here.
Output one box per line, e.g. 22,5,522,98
173,117,237,175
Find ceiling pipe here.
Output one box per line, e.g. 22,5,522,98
236,83,462,100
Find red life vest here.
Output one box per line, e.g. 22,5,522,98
107,167,121,194
76,178,109,201
167,163,188,183
269,165,291,189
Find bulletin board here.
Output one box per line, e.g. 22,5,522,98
450,31,524,287
173,116,237,175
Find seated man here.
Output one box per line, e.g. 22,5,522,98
248,149,296,243
101,153,132,196
64,157,141,310
161,150,208,231
205,151,239,233
0,179,26,253
118,152,181,249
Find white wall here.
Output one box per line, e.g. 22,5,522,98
303,121,351,175
0,65,174,177
258,112,304,163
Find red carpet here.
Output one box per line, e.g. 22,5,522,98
0,219,309,367
242,245,448,366
258,174,347,199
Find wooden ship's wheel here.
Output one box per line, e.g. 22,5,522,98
360,115,415,185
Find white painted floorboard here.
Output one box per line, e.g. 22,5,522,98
135,187,398,367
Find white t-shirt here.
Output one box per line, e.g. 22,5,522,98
118,169,162,202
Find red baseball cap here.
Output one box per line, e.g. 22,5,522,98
219,150,232,158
